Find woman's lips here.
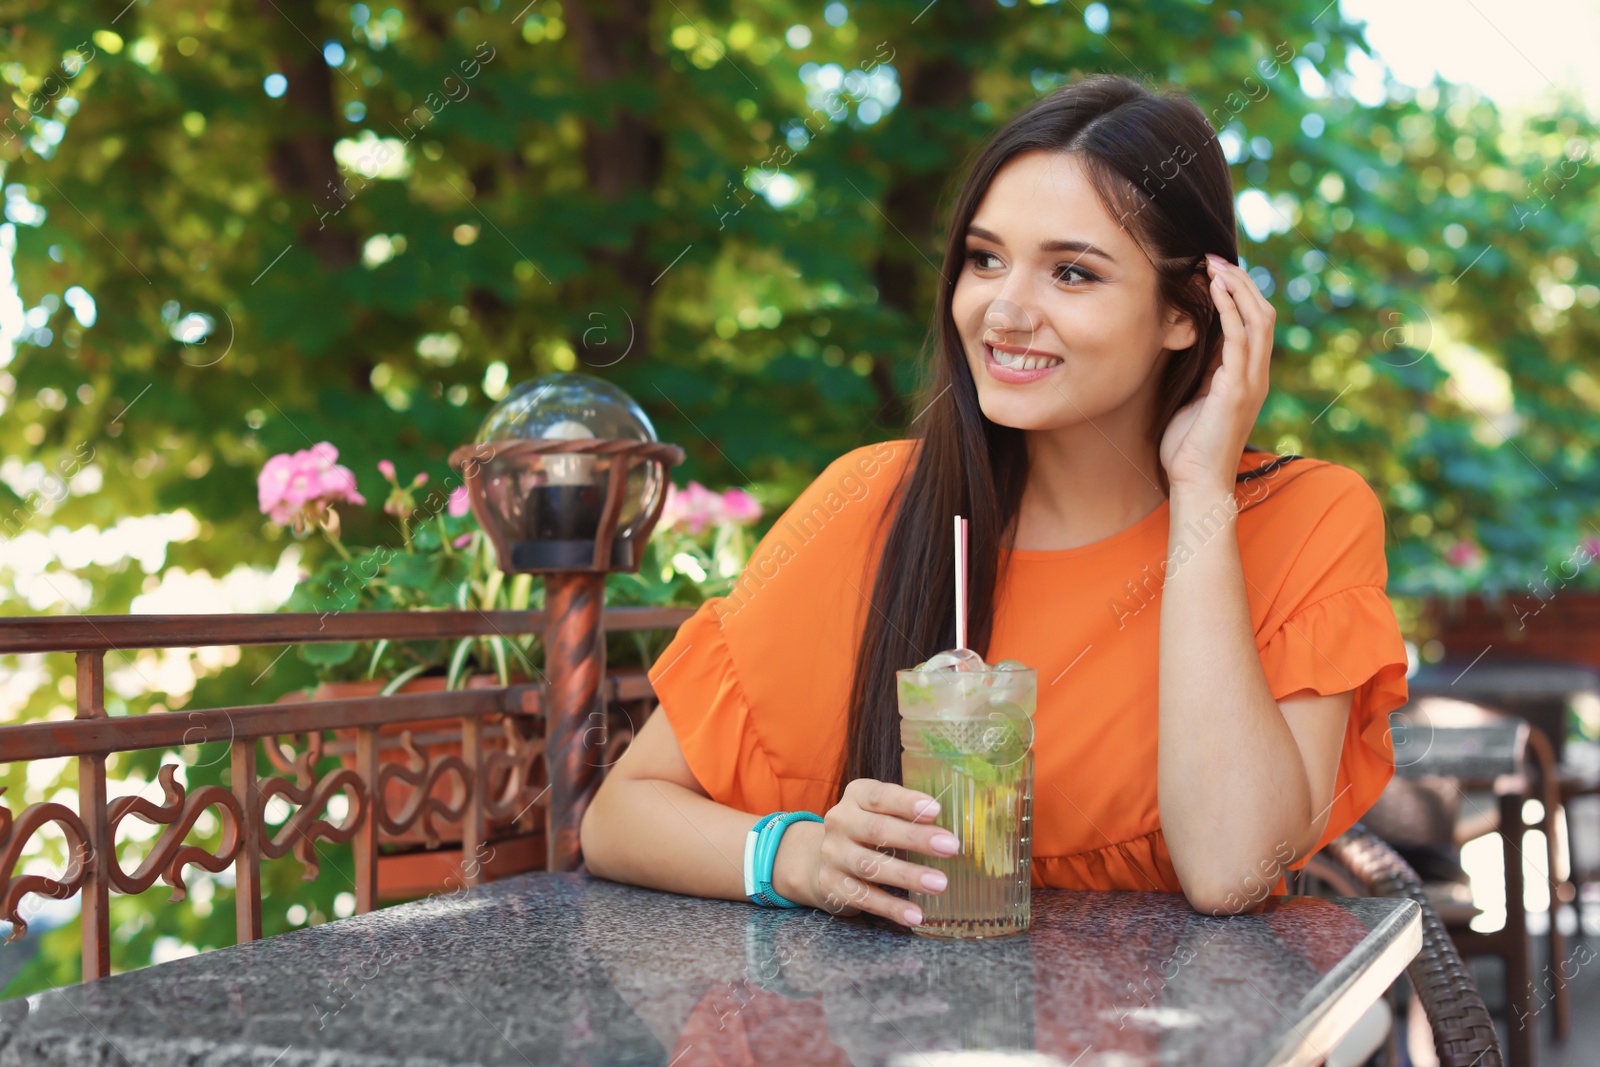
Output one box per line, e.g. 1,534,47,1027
982,343,1065,384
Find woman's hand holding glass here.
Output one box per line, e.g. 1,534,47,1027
771,778,960,927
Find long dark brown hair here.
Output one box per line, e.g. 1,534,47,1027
836,73,1258,799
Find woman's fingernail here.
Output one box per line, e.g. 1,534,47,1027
930,833,960,855
913,798,940,819
904,906,923,926
921,871,948,892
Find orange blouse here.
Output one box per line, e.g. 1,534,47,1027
647,439,1408,898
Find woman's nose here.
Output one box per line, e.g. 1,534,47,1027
982,296,1041,344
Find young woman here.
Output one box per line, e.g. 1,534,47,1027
581,74,1409,922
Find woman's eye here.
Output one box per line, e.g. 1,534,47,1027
965,251,1097,286
1055,264,1098,285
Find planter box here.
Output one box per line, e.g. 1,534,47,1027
1427,589,1600,670
314,674,536,851
1423,591,1600,755
273,669,654,899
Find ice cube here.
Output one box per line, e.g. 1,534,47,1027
920,648,989,672
962,683,998,718
977,660,1023,687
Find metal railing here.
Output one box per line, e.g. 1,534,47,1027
0,606,692,981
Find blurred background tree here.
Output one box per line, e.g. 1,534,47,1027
1,0,1597,993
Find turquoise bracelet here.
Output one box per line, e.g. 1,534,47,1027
744,810,822,907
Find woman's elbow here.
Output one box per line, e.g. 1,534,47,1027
579,774,621,879
1183,884,1252,916
1178,832,1312,915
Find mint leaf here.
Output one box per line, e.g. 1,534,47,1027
898,676,933,705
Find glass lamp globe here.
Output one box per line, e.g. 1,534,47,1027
457,373,681,573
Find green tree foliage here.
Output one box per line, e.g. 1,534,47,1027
4,0,1599,592
2,0,1597,993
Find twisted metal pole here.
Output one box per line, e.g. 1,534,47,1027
543,571,607,871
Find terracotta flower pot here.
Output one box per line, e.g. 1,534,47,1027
269,674,525,839
322,674,534,850
270,668,652,898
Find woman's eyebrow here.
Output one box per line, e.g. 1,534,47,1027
966,225,1117,264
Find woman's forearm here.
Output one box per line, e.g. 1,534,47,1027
579,707,839,911
1158,485,1315,911
581,775,757,901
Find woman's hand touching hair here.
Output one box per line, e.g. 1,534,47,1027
1158,254,1276,497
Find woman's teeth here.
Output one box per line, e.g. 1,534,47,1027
987,344,1063,371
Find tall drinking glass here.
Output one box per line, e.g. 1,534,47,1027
897,660,1035,938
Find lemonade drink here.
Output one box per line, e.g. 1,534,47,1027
898,652,1035,938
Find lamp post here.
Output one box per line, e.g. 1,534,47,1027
450,374,684,871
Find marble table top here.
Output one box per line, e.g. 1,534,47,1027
0,873,1421,1067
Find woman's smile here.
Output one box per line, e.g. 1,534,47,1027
982,338,1066,383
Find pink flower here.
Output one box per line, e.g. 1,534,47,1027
258,442,366,528
378,459,396,481
1444,539,1483,569
660,481,725,534
453,532,474,549
414,472,428,487
448,486,472,517
720,488,762,526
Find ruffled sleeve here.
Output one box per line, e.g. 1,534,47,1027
1251,464,1410,869
647,599,775,814
646,441,913,816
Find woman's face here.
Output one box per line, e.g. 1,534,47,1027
950,150,1198,437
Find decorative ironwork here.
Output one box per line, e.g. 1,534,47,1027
262,728,321,778
374,731,471,847
258,742,368,881
106,764,244,900
0,790,91,941
0,606,687,982
481,717,549,828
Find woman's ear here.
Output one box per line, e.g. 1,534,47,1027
1160,289,1202,354
1165,317,1199,354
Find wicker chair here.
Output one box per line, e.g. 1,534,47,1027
1302,821,1504,1067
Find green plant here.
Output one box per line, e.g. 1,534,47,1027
261,446,534,687
605,490,760,668
265,448,761,683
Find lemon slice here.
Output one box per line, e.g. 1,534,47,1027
971,783,989,872
969,783,1005,877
